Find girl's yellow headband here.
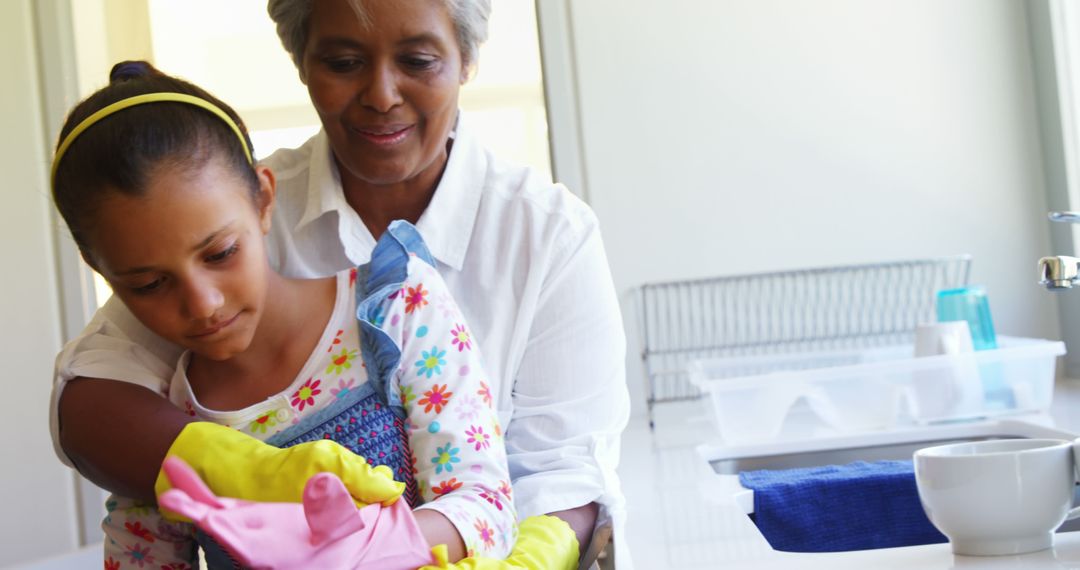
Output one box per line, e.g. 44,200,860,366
50,92,254,188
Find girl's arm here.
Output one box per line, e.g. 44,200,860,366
53,296,188,500
59,378,190,502
374,255,517,561
61,379,406,510
414,509,467,559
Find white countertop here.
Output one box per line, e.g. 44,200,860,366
618,377,1080,569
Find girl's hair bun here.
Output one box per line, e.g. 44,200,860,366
108,60,161,84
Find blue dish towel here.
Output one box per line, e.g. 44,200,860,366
738,460,947,552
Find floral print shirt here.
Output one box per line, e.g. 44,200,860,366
102,260,516,568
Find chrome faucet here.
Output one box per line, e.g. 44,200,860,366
1039,211,1080,290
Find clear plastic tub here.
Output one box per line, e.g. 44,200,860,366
686,337,1065,444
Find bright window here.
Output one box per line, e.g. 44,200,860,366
147,0,551,169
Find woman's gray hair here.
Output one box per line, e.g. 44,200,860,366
267,0,491,74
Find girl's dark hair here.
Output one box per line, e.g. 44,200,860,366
52,60,258,255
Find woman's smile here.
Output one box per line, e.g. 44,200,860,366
351,123,414,146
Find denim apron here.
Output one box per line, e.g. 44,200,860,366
199,221,434,569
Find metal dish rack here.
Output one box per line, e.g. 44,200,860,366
637,255,972,428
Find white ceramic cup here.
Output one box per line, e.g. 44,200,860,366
913,438,1080,556
914,321,975,357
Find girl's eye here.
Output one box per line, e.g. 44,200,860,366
132,278,165,295
206,244,239,264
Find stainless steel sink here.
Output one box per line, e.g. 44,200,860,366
709,435,1020,474
698,418,1080,534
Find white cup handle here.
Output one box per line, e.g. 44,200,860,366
1069,438,1080,521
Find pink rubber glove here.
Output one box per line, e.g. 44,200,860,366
158,456,434,569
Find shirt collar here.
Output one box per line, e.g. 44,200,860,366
293,114,485,271
294,130,343,232
413,113,485,271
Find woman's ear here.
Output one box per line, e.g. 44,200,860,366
254,165,277,235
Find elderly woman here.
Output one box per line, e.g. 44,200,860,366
51,0,630,566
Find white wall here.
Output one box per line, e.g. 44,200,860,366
0,0,81,566
565,0,1062,415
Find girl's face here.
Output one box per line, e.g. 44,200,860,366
84,158,276,361
300,0,465,188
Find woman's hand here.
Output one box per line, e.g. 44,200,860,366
423,515,579,570
548,503,599,556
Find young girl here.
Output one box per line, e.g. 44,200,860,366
51,61,518,569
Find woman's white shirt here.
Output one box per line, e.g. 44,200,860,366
51,113,632,565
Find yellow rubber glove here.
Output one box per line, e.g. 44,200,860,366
423,515,580,570
154,422,404,520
